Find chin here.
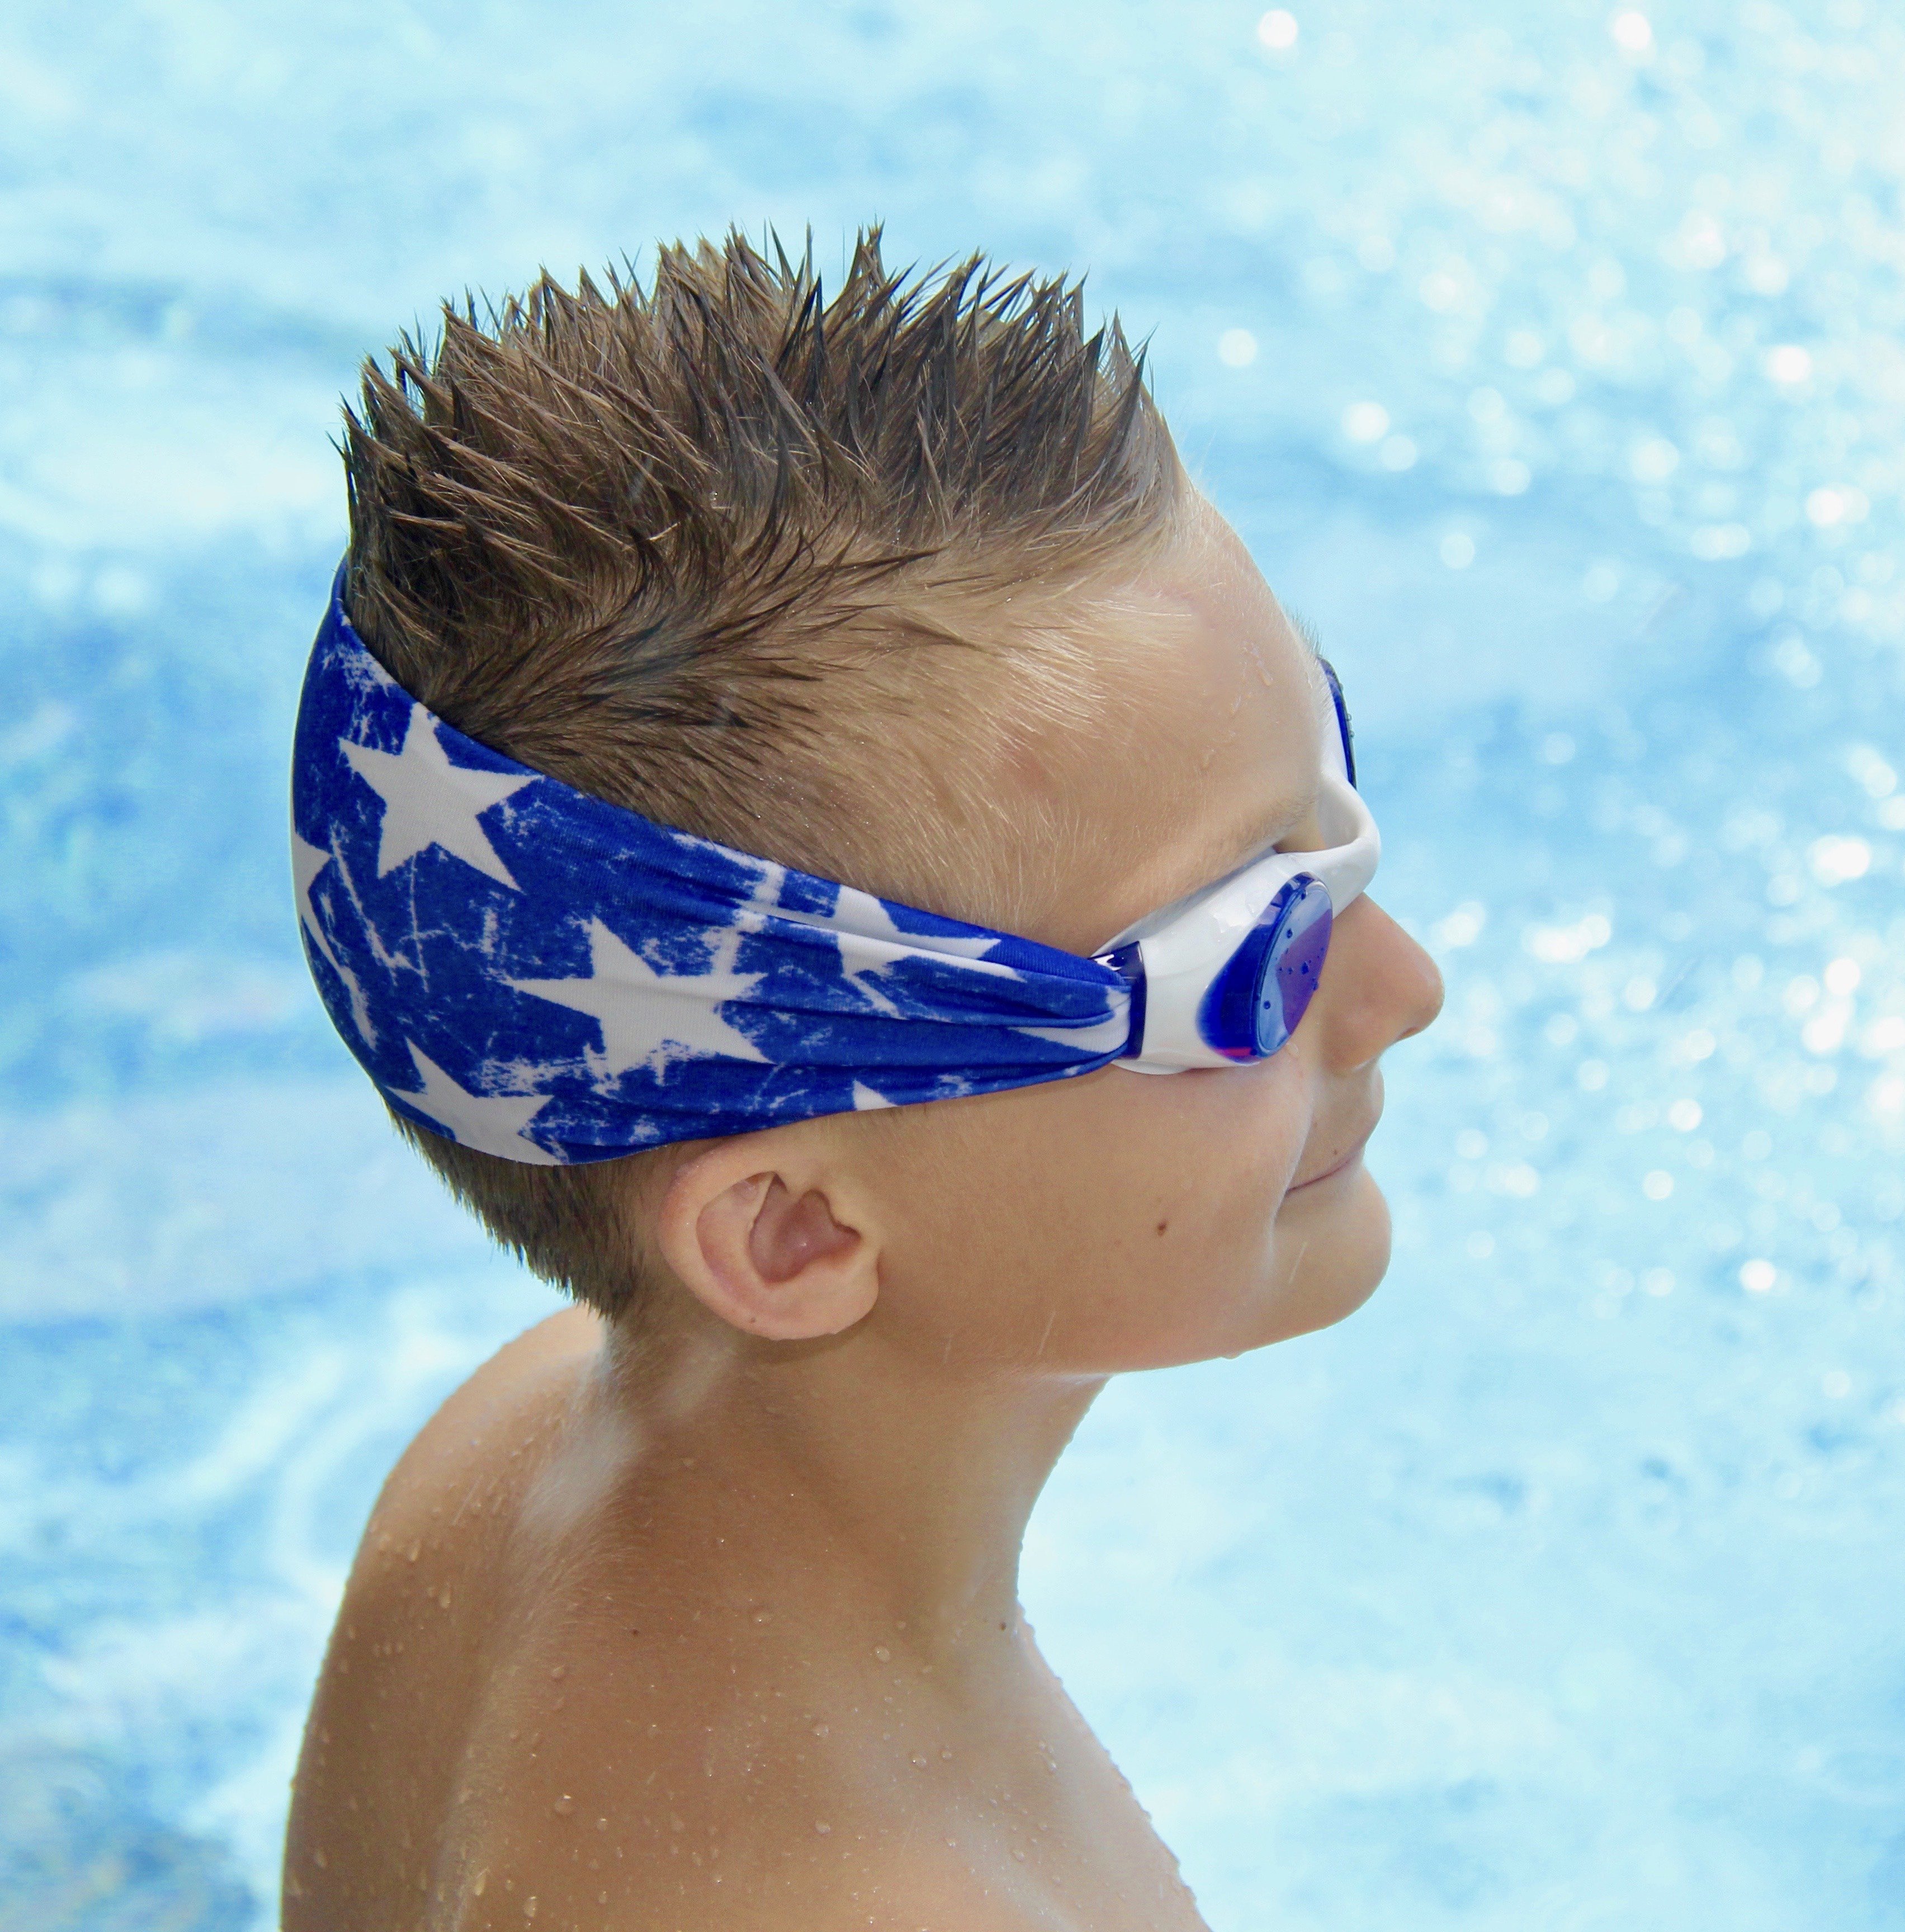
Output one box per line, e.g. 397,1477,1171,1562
1258,1163,1393,1344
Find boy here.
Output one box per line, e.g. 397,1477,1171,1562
283,233,1441,1930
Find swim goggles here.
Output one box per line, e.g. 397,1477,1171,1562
293,566,1376,1164
1098,661,1378,1071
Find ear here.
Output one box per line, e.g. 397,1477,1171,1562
655,1137,881,1342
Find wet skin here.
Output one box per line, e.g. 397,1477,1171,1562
283,496,1443,1930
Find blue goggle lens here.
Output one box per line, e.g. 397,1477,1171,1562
1319,655,1356,789
1197,874,1334,1060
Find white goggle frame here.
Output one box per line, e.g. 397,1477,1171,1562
1093,675,1379,1073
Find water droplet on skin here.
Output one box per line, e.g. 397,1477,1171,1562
595,1817,608,1831
549,1664,567,1680
552,1794,575,1817
940,1748,952,1760
815,1821,832,1835
472,1870,486,1896
911,1754,928,1768
523,1897,537,1920
873,1646,891,1662
313,1850,328,1870
406,1540,420,1562
1013,1848,1027,1862
598,1893,608,1906
812,1723,829,1739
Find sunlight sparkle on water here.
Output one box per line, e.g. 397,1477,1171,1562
1256,10,1299,51
6,3,1905,1928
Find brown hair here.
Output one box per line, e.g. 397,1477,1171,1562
340,229,1180,1319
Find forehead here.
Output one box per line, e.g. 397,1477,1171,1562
1022,498,1326,954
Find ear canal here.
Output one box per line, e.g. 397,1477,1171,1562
750,1180,859,1284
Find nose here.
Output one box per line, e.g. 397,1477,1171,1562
1308,894,1444,1074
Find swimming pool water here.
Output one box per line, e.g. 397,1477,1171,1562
2,2,1902,1925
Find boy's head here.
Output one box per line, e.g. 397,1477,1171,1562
343,231,1181,928
334,231,1441,1360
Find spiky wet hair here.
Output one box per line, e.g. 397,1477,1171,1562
339,229,1181,1319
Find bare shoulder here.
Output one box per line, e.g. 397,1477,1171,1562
440,1802,1084,1932
323,1300,603,1651
381,1301,606,1512
283,1301,604,1930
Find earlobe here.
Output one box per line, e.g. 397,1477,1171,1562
656,1147,881,1342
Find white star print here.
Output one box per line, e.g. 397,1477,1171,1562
725,866,1017,1008
510,918,767,1078
1014,1008,1132,1055
291,822,377,1042
851,1081,894,1110
394,1043,559,1164
831,884,1013,967
341,705,534,888
290,826,341,974
808,882,1018,1014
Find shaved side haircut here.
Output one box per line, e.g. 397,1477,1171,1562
338,229,1181,1318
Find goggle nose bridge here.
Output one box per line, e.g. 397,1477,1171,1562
1096,666,1377,1074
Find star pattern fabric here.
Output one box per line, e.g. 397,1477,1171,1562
510,918,768,1078
395,1044,560,1165
341,706,535,887
291,571,1132,1164
290,828,339,972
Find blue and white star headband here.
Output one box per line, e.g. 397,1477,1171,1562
291,570,1377,1166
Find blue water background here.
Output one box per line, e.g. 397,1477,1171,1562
3,2,1903,1924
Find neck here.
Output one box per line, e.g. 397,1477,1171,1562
584,1306,1104,1669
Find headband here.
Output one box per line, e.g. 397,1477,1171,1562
290,574,1132,1165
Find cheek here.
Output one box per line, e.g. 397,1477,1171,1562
1126,1058,1317,1352
1141,1055,1310,1251
877,1056,1315,1371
